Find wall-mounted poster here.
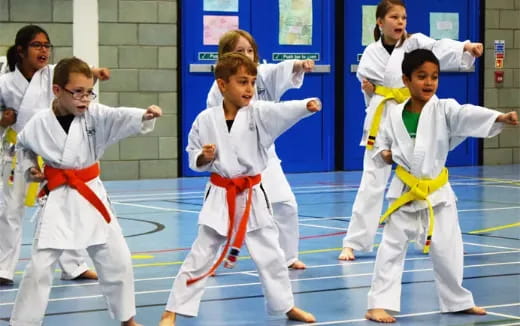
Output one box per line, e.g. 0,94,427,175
203,15,239,45
362,5,377,46
430,12,459,40
203,0,238,12
279,0,313,45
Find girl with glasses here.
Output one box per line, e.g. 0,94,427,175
0,24,109,286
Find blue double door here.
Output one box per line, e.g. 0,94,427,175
180,0,481,176
343,0,482,170
179,0,336,176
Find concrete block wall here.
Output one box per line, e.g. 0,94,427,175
483,0,520,164
0,0,178,180
98,0,178,180
0,0,73,63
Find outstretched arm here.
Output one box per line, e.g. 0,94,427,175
91,67,111,81
142,105,163,120
292,59,315,73
463,42,484,58
446,100,515,141
306,99,322,112
255,98,322,149
496,111,519,125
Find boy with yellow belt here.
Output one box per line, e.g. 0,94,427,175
365,49,518,323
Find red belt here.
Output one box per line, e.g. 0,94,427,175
44,162,111,223
187,173,261,285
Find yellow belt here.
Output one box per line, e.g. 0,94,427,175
379,165,449,253
366,86,410,149
4,128,44,206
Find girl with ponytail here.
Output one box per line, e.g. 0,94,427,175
338,0,483,269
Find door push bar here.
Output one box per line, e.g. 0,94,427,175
349,64,475,73
189,64,331,73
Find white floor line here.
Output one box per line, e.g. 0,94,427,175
459,206,520,212
292,261,520,283
106,180,510,203
486,311,520,320
464,242,520,251
1,260,518,306
298,206,520,223
300,216,351,222
108,184,357,201
298,224,519,251
296,302,520,325
112,201,199,214
299,223,347,231
111,197,520,221
485,302,520,309
1,249,518,295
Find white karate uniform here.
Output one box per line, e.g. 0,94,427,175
10,103,155,325
0,65,90,281
343,33,475,252
367,96,503,312
166,99,317,317
206,60,304,265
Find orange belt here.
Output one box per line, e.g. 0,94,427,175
44,162,111,223
187,173,261,286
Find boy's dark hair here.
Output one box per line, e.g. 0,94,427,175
53,57,93,87
214,53,257,82
402,49,440,79
218,29,259,64
6,25,51,72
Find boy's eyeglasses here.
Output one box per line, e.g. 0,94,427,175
28,42,53,50
63,87,97,100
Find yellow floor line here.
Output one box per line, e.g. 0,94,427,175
131,254,155,259
469,222,520,234
452,174,520,186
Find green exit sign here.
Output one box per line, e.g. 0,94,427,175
272,53,320,61
198,52,218,60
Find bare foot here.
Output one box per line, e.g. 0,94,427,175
365,309,396,323
73,269,98,280
122,316,142,326
286,306,316,323
462,306,487,315
338,247,355,261
158,311,176,326
0,277,14,286
289,260,306,269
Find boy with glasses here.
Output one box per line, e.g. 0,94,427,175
9,57,162,326
0,24,108,286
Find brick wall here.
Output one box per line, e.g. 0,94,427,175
483,0,520,164
0,0,179,180
0,0,73,62
98,0,178,179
